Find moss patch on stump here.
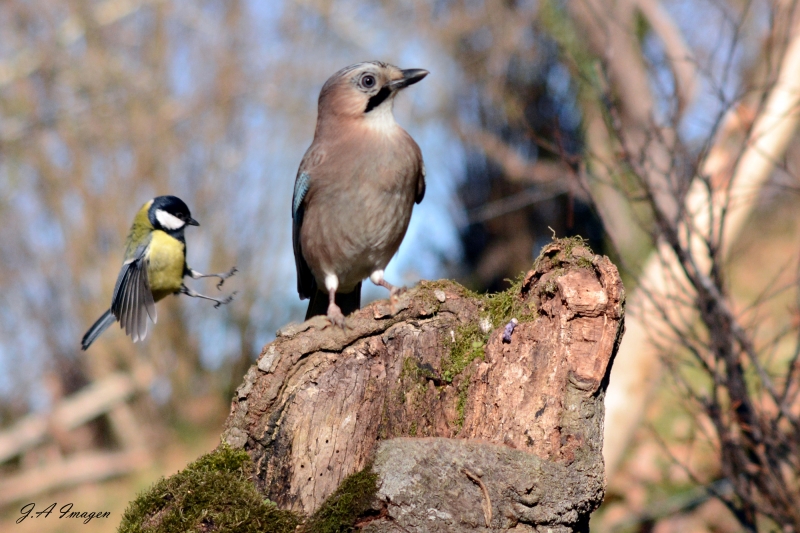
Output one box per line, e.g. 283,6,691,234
118,446,378,533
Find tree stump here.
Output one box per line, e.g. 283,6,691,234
222,240,625,532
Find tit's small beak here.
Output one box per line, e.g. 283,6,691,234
390,68,429,90
187,217,200,226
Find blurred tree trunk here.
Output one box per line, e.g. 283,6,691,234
577,0,800,479
222,241,625,532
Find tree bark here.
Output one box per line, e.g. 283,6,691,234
222,241,625,532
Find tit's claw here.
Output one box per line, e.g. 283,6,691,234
181,285,236,308
213,291,237,309
216,267,238,290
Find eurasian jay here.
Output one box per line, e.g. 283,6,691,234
292,61,428,326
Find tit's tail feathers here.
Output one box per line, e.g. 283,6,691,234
81,309,116,350
305,282,362,321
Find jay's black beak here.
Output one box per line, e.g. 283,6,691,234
390,69,429,90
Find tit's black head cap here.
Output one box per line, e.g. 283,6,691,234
149,195,199,227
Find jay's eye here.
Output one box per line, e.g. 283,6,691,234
361,74,376,89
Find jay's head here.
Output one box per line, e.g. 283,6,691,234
317,61,428,125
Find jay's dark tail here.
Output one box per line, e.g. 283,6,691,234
305,282,362,321
81,309,116,350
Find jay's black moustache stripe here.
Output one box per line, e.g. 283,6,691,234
365,86,392,113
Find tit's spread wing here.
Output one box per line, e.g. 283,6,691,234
111,240,156,342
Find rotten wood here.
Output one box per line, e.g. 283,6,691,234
223,241,624,531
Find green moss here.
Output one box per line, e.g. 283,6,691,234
119,449,381,533
534,236,595,272
561,234,589,256
303,465,379,533
481,271,538,325
442,323,485,383
441,273,537,384
440,280,532,425
442,236,595,385
418,279,472,297
454,380,470,429
441,270,541,382
415,279,472,315
535,235,590,266
118,445,300,533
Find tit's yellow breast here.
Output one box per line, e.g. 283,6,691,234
147,230,186,301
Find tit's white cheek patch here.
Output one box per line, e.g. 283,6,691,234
155,209,185,230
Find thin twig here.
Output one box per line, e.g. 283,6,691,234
462,468,492,527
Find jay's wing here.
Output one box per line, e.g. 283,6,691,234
415,162,426,204
110,236,156,342
293,143,328,300
292,169,316,300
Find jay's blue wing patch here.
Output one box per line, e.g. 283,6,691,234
292,171,317,299
292,172,311,220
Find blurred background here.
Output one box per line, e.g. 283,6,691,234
2,0,800,531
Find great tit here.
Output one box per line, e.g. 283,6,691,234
81,195,236,350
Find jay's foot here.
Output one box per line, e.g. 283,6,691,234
387,285,406,313
327,302,346,329
370,270,405,315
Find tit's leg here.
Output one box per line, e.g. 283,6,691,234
187,266,238,289
324,273,346,328
179,285,237,308
370,269,405,312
